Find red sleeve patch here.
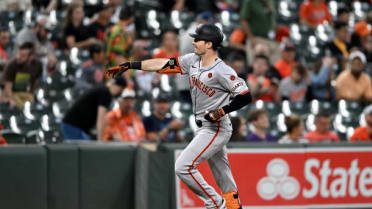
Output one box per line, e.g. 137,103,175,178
230,75,236,81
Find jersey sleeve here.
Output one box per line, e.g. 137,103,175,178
177,53,196,75
217,66,249,97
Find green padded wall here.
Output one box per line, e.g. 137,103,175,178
47,144,79,209
79,144,136,209
0,145,47,209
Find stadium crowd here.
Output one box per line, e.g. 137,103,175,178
0,0,371,144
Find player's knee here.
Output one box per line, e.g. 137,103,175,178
175,159,187,176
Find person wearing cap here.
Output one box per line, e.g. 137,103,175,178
326,21,350,73
75,43,106,90
335,50,372,102
304,110,340,143
103,89,146,142
349,105,372,142
61,77,126,140
1,42,42,108
142,96,185,142
274,40,297,78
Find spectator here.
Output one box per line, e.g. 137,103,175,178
0,27,10,66
335,51,372,102
304,111,340,143
229,27,246,54
247,55,276,102
0,123,7,145
336,7,350,24
1,42,42,108
230,116,247,142
246,109,276,142
61,76,126,140
106,6,135,66
16,14,54,56
274,40,297,78
32,0,57,13
309,57,335,101
326,21,350,73
349,105,372,142
278,114,308,144
143,96,185,142
300,0,332,28
240,0,280,64
103,89,146,142
276,63,309,102
153,29,180,59
87,3,114,41
75,43,106,90
63,2,97,49
226,52,247,79
351,20,371,49
363,35,372,64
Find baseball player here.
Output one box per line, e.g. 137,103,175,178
105,24,252,209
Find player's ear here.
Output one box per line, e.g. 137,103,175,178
206,41,213,50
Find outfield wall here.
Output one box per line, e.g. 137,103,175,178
0,143,371,209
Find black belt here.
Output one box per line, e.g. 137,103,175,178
195,120,202,128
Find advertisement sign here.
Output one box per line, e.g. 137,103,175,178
175,147,372,208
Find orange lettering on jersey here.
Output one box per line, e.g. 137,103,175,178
191,75,216,97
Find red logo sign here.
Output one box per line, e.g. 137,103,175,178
208,73,212,78
176,147,372,208
230,75,235,81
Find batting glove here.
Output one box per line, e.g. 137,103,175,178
204,108,225,122
104,62,130,79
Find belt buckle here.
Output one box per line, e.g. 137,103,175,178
196,120,202,128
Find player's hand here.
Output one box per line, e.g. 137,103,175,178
104,62,130,79
204,108,225,123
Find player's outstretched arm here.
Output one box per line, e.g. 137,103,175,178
104,58,181,78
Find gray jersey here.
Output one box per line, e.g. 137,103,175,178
178,53,249,120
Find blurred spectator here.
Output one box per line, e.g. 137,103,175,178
229,28,246,54
108,0,123,23
61,77,126,140
299,0,332,29
226,52,247,79
363,35,372,64
230,116,247,142
32,0,57,13
0,0,32,12
246,109,276,142
75,43,106,90
276,63,309,102
278,114,308,144
349,105,372,142
143,96,185,142
0,27,10,67
335,51,372,102
351,20,371,49
274,40,296,78
240,0,280,64
0,123,7,145
1,42,42,108
87,4,114,41
247,55,276,102
104,89,146,142
63,2,96,49
309,57,335,101
16,14,54,56
153,29,180,59
275,26,290,43
326,21,350,73
106,6,135,66
336,7,350,24
178,11,213,103
304,111,340,143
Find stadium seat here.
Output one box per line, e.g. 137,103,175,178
1,130,25,144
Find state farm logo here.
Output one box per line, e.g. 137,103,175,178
257,158,300,200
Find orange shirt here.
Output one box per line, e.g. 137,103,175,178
300,0,332,25
349,127,372,142
229,29,246,44
335,70,372,101
104,110,146,142
247,74,275,102
0,45,8,62
304,130,340,143
274,59,296,78
153,48,180,59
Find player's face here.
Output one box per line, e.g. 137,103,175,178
315,116,331,133
192,39,207,55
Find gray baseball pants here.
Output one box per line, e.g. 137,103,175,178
175,119,238,209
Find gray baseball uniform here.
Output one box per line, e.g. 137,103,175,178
174,53,249,209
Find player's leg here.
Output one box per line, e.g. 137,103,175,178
175,123,227,209
208,145,242,209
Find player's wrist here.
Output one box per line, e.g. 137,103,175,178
129,61,142,70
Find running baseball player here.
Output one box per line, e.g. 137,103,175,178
105,24,251,209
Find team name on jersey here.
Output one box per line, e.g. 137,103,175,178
231,82,244,92
190,75,216,97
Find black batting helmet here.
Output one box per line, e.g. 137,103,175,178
189,24,224,49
